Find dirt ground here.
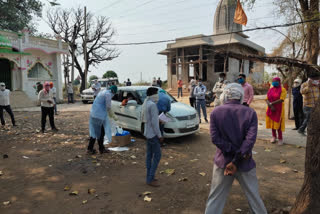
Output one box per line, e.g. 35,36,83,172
0,112,305,214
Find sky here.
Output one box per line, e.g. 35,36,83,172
36,0,287,83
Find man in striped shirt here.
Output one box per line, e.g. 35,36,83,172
298,73,320,135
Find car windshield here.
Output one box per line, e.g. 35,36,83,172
136,89,177,103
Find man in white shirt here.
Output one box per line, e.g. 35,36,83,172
50,82,58,115
0,82,16,126
67,82,74,104
38,82,58,133
92,80,101,99
212,73,230,107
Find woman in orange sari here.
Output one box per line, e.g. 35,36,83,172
266,77,287,145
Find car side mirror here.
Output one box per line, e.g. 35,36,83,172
127,100,137,106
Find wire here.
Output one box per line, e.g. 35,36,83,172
108,0,155,18
95,0,127,13
109,18,320,46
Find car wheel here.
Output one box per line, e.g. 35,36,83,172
82,100,88,104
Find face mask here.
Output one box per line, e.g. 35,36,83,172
272,82,280,87
219,77,224,82
198,82,202,86
0,86,5,91
238,78,244,84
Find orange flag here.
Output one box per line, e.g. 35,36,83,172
234,0,247,26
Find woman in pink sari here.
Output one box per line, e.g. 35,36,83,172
265,77,287,145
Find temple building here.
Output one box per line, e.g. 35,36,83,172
0,29,68,107
158,0,265,91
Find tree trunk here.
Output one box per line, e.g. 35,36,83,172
290,102,320,214
80,73,86,92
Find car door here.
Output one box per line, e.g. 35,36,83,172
118,91,141,131
111,90,124,127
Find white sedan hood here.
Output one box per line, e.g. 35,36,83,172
169,102,197,117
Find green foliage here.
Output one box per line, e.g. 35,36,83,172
103,70,117,79
0,0,43,33
89,75,99,81
73,79,80,86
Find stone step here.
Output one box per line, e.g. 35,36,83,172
10,91,37,109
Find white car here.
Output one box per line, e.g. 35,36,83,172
111,86,199,138
81,78,119,103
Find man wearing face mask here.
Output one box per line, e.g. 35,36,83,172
142,87,164,187
0,82,16,127
194,79,208,123
237,74,254,107
292,78,303,130
38,82,58,133
298,73,320,135
212,73,229,107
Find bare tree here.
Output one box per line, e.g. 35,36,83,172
47,7,119,91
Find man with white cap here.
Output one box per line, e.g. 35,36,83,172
205,83,267,214
292,78,303,130
0,82,16,127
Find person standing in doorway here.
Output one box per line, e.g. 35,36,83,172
67,82,74,104
265,77,287,145
298,73,320,135
292,78,304,130
189,79,197,108
50,82,58,115
0,82,16,127
142,87,163,187
205,83,267,214
87,86,117,154
237,74,254,106
126,78,132,86
177,78,183,98
212,73,229,107
194,79,208,123
38,82,58,133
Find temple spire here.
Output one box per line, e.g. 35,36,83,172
213,0,242,35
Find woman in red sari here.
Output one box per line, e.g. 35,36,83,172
265,77,287,145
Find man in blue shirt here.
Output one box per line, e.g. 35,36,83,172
194,79,208,123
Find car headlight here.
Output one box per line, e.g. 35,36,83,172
166,113,176,122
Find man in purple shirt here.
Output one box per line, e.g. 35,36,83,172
205,83,267,214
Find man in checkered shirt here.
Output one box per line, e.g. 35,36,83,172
298,73,320,135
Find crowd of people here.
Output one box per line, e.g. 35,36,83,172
1,71,319,213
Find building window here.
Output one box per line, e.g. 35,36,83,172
202,63,207,81
249,61,254,73
214,55,228,73
28,63,52,79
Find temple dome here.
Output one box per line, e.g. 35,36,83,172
213,0,242,35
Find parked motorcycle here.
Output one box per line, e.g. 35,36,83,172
205,91,215,107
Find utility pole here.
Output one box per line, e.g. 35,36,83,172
83,6,88,89
71,25,77,83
